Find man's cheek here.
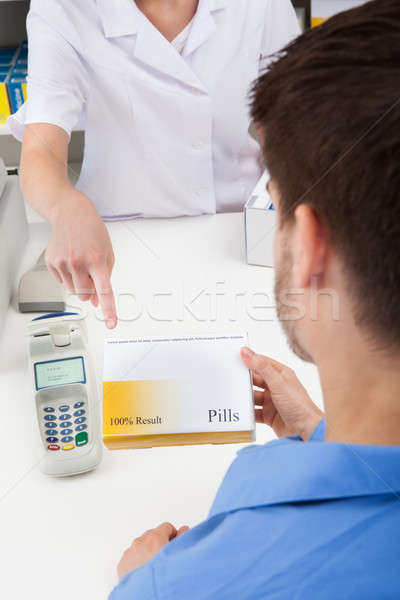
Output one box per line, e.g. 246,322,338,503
274,231,282,267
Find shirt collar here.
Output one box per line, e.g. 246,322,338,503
97,0,140,38
209,425,400,518
97,0,228,39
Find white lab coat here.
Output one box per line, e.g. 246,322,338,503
9,0,299,219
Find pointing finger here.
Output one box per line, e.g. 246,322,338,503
90,265,117,329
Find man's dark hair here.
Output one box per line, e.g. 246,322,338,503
251,0,400,348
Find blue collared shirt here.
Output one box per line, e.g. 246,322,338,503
110,421,400,599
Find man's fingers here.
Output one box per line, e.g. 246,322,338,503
252,373,266,389
90,265,117,329
255,408,265,423
241,347,283,386
153,522,177,541
254,390,267,406
176,526,189,538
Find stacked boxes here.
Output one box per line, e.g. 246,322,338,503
0,48,18,124
0,42,28,125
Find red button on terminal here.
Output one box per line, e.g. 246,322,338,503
48,444,60,451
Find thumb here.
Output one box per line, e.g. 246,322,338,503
176,526,190,538
241,347,282,387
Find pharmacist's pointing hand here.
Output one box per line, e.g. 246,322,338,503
45,188,117,329
241,347,323,441
117,523,189,579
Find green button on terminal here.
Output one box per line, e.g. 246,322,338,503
75,431,88,447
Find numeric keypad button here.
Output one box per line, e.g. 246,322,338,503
59,414,72,421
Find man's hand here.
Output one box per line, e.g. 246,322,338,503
241,347,323,441
117,522,189,580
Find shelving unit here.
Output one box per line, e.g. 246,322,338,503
0,0,84,165
0,0,28,165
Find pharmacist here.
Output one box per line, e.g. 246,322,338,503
9,0,299,328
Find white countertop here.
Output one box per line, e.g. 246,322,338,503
0,207,323,599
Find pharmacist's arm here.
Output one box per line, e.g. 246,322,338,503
20,123,117,328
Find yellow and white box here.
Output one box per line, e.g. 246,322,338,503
103,333,255,449
312,0,366,27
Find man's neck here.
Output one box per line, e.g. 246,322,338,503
317,331,400,446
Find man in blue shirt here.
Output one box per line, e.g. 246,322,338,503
110,0,400,597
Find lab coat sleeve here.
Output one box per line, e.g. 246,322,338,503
108,561,158,600
260,0,301,72
7,10,89,141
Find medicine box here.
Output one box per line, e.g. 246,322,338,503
15,41,28,65
0,48,18,67
7,68,27,114
0,49,17,123
103,333,255,449
0,71,11,124
244,171,276,268
312,1,366,27
0,43,28,122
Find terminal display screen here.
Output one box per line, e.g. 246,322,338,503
35,357,86,390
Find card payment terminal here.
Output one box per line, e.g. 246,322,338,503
28,312,102,476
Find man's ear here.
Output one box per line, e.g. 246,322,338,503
292,205,328,289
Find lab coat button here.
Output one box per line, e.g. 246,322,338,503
193,140,205,150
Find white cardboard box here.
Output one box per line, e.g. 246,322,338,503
244,171,276,268
0,160,28,335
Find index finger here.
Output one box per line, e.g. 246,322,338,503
90,265,117,329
